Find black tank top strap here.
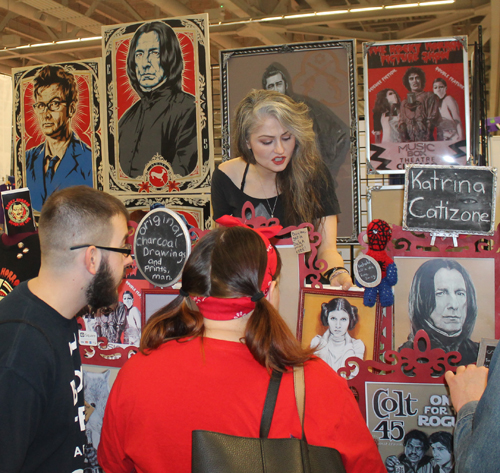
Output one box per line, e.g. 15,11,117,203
240,162,250,191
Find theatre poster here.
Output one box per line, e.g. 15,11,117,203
363,37,469,174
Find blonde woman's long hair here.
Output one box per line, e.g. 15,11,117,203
233,89,332,227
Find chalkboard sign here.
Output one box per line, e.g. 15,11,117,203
353,254,381,288
134,208,191,287
403,164,497,235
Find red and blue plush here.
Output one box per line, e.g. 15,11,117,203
357,219,397,307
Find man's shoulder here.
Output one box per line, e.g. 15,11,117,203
70,133,91,152
26,141,45,162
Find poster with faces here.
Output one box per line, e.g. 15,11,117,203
101,14,213,196
12,60,102,213
363,37,470,173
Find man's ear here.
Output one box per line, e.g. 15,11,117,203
68,101,76,118
84,246,100,275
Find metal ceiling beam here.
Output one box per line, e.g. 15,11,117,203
395,11,478,39
286,25,385,41
16,0,103,35
76,0,131,24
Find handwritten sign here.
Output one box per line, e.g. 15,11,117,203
291,228,311,254
403,165,497,235
354,254,381,288
477,338,499,368
134,208,191,287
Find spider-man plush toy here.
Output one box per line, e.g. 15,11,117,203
357,219,397,307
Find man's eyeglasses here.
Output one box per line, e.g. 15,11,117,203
32,98,68,113
70,243,132,257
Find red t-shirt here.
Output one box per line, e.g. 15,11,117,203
98,337,384,473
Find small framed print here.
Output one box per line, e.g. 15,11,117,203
141,288,180,326
298,288,382,375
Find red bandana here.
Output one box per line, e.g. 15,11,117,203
193,216,282,321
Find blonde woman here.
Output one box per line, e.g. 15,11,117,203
211,89,351,290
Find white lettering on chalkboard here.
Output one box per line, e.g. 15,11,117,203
408,197,490,223
410,169,486,194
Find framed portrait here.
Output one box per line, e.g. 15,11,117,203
297,288,382,374
78,278,151,368
12,60,102,213
220,40,360,243
102,14,213,195
142,288,179,325
363,37,469,173
393,256,495,361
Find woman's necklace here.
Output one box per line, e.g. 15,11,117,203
256,171,278,218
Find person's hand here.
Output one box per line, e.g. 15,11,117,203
330,271,353,291
444,364,488,413
384,455,400,472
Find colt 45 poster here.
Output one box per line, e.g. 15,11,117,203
363,37,469,173
367,382,455,472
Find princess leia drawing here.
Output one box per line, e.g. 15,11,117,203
310,297,365,372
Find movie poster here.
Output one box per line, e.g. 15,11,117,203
364,37,469,173
12,60,102,213
102,14,213,195
366,382,455,471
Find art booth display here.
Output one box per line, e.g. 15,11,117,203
102,14,213,196
12,60,102,213
219,40,360,243
363,36,469,173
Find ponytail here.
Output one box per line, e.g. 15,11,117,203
245,297,314,372
140,295,204,353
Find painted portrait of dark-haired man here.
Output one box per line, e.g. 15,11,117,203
399,258,479,365
118,21,197,178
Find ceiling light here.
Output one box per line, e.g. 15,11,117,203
385,3,419,9
350,7,384,12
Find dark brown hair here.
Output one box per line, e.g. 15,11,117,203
33,65,78,104
320,297,359,331
38,185,129,267
141,226,313,371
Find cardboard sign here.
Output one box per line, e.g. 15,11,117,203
403,164,497,235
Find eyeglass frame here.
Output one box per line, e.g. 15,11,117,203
32,98,69,113
69,243,132,257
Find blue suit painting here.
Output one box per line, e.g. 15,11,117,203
26,132,92,212
24,65,94,212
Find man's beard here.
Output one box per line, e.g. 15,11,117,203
86,259,121,311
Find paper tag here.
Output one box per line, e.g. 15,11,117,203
291,228,311,254
79,330,98,346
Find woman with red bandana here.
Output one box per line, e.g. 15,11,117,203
97,220,384,472
211,89,352,290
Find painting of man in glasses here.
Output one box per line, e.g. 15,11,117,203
24,64,93,211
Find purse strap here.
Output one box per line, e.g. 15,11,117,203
259,370,283,438
293,365,306,440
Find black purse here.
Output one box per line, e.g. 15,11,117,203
192,366,347,473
